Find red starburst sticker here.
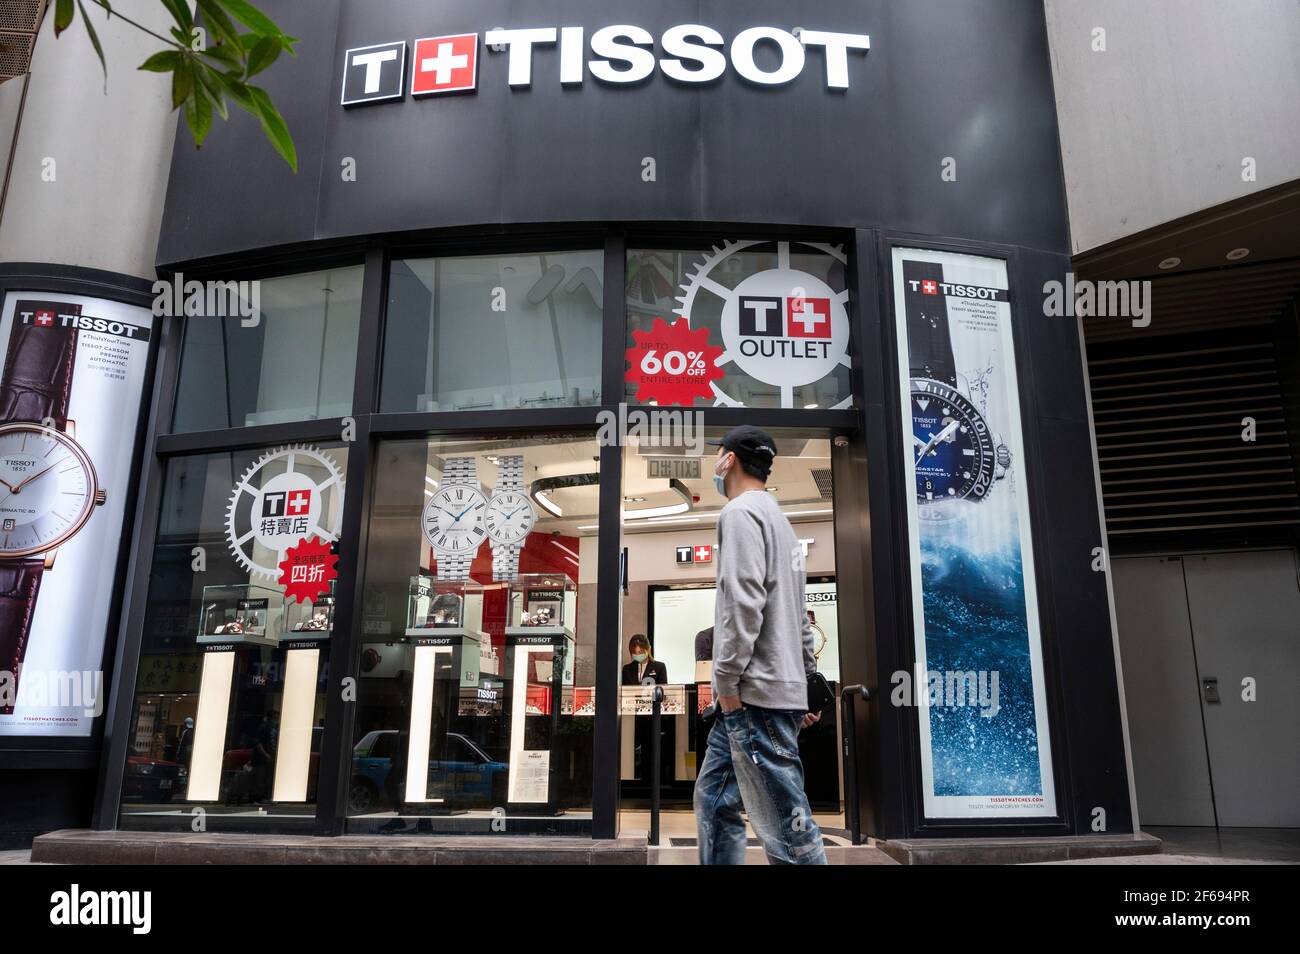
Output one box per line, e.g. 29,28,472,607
278,536,339,604
624,317,724,406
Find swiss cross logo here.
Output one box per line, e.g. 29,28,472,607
341,41,407,106
921,280,938,295
33,310,55,327
288,489,312,515
412,33,478,96
786,297,831,338
693,545,713,563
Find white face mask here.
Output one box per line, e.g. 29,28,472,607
713,453,732,498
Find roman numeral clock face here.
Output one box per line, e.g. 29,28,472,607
0,424,99,557
911,381,995,505
422,485,488,554
485,491,536,545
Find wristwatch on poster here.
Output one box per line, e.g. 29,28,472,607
422,455,487,581
904,262,1010,513
485,455,535,582
0,306,107,713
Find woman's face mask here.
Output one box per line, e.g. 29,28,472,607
713,452,733,498
632,652,648,663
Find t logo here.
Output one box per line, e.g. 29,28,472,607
288,489,312,515
33,310,55,327
921,280,938,295
412,34,478,96
739,296,784,337
786,297,831,338
675,546,694,565
341,41,407,106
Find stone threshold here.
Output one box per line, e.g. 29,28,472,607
32,829,647,865
877,832,1163,865
32,829,1163,865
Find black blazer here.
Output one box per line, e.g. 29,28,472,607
622,659,668,686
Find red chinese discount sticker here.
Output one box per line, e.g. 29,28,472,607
278,536,339,604
624,316,724,405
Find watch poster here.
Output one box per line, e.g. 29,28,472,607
0,292,154,737
890,248,1056,819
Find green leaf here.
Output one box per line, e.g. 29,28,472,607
192,62,230,120
139,50,183,73
171,57,193,109
157,0,192,31
201,38,243,68
248,84,297,172
184,88,213,146
53,0,75,36
76,0,106,88
195,0,242,52
215,0,286,38
216,73,256,112
245,36,281,77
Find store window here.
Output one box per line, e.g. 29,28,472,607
172,266,363,432
120,443,348,827
349,434,599,833
381,251,603,413
626,241,852,409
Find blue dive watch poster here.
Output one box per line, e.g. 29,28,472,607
891,247,1056,819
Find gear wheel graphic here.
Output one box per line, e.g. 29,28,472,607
225,444,346,581
673,239,852,409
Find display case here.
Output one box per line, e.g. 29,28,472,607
504,573,576,637
197,583,280,646
281,579,336,642
406,575,469,632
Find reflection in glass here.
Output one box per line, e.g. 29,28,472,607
172,267,362,431
381,251,603,413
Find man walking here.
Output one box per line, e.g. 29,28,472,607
694,426,827,865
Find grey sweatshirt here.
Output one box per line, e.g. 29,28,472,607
712,489,815,711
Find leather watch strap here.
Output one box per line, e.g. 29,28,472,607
0,561,42,715
0,304,79,714
1,302,78,428
902,261,957,387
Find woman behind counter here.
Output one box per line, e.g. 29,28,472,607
621,633,667,685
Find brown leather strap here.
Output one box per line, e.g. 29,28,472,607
0,561,42,715
1,301,78,429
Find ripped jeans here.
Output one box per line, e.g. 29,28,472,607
693,703,828,865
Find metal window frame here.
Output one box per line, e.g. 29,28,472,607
92,225,868,839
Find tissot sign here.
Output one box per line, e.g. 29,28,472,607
341,25,870,106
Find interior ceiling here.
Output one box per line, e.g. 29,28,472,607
424,434,834,536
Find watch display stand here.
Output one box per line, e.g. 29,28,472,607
502,626,574,814
401,577,484,812
198,583,280,647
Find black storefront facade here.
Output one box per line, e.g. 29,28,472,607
1,0,1135,851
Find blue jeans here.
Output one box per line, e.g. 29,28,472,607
693,704,828,865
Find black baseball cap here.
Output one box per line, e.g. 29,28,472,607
707,425,778,478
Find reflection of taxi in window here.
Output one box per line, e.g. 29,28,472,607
350,729,507,813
